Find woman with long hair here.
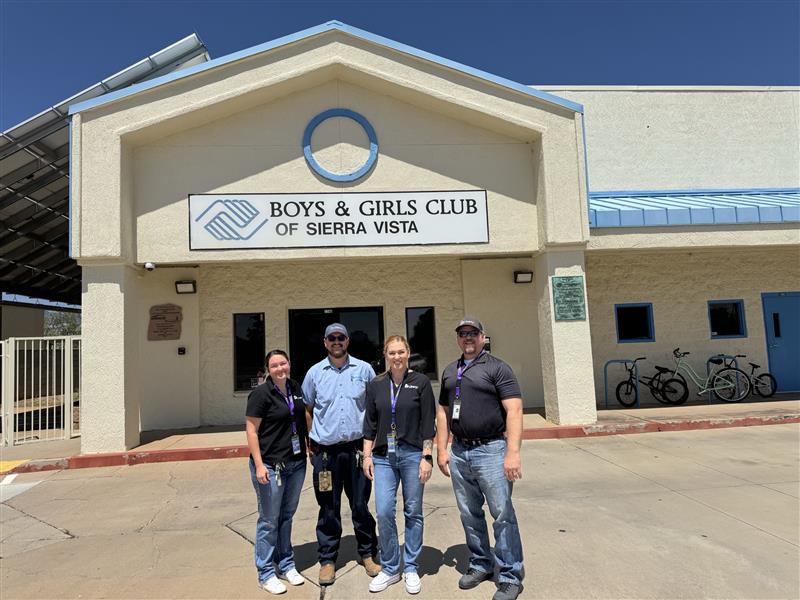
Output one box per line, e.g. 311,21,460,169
245,349,309,594
362,335,436,594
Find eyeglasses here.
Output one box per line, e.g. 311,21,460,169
326,335,347,342
457,330,481,338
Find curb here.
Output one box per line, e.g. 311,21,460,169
4,413,799,476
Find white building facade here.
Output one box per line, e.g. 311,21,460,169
68,23,799,453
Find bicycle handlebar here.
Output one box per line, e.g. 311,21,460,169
673,348,690,358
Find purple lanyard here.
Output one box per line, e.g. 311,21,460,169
390,372,406,430
455,351,485,401
274,381,297,435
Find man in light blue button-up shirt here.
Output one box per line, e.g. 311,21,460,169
302,323,379,585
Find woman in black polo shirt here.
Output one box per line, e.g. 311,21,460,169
362,335,436,595
245,349,308,595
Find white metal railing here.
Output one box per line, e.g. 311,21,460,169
0,336,81,446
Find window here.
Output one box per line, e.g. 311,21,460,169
234,313,265,391
615,303,655,343
708,300,747,338
406,307,438,380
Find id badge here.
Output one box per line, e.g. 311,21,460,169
452,402,461,421
291,434,301,455
387,432,397,454
318,470,332,492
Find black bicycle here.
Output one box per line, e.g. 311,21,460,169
715,354,778,398
616,357,689,407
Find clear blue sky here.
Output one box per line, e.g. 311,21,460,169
1,0,798,131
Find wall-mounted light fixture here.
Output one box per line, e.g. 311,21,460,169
175,280,197,294
513,270,533,284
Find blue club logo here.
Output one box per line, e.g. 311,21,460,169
195,198,269,241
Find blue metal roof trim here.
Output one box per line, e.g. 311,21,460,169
69,21,582,116
588,188,800,228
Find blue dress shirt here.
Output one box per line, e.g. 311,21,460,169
302,355,377,445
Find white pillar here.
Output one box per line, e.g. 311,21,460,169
534,247,597,425
80,264,141,452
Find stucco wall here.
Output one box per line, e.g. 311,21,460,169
131,79,540,265
198,257,466,425
586,247,800,405
541,87,800,191
461,257,543,406
136,268,200,431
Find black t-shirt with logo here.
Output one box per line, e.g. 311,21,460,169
246,377,308,464
363,370,436,454
438,353,522,440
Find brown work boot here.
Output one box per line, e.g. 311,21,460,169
319,563,336,586
360,556,381,577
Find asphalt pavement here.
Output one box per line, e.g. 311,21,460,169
2,424,798,599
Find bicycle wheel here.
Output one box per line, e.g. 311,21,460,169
711,368,751,402
754,373,778,398
660,378,689,405
616,380,638,407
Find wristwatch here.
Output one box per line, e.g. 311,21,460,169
423,454,433,463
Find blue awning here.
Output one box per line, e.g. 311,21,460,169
588,188,800,228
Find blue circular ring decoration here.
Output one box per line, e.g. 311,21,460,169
302,108,378,183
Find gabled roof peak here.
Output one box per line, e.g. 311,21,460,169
69,21,582,116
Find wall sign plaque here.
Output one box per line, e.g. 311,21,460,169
148,304,183,340
552,276,586,321
189,191,489,250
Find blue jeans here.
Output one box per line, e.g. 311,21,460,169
450,439,524,585
249,458,307,582
373,441,425,576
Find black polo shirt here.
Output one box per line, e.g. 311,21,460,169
246,377,308,464
438,352,521,440
363,370,436,455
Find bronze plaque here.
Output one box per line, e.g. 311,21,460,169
552,276,586,321
148,303,183,341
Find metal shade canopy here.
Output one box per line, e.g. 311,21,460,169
0,35,209,305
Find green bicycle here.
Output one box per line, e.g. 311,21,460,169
664,348,751,403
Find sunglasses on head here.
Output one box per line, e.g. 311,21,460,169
326,334,347,342
457,330,481,338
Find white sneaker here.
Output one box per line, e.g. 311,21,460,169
260,576,287,595
369,571,401,593
280,568,305,586
404,572,421,594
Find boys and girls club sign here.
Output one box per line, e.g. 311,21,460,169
188,109,489,250
189,191,489,250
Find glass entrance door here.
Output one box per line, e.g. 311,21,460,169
288,307,385,385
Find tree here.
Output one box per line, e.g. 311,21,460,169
44,310,81,335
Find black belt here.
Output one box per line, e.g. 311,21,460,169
454,434,504,448
311,438,363,452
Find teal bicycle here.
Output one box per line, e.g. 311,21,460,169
664,348,751,404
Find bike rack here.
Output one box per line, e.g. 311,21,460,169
603,359,640,409
706,354,739,376
706,354,742,403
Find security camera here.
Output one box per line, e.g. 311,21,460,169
144,262,156,271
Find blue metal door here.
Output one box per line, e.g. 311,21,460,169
762,292,800,391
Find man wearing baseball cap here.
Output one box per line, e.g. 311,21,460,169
302,323,379,586
435,318,525,600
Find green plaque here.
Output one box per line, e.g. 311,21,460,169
552,275,586,321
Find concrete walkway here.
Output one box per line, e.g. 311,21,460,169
2,424,798,599
2,400,799,475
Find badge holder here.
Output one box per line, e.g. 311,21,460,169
318,452,332,492
291,433,302,455
452,401,461,422
387,425,397,454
